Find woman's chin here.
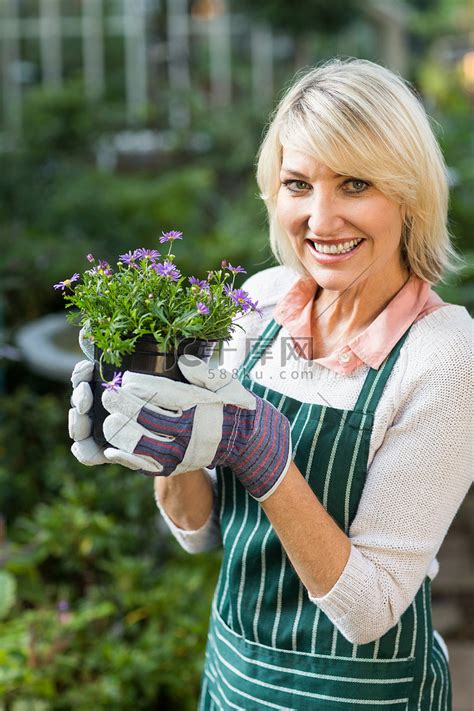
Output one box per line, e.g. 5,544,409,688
302,265,362,293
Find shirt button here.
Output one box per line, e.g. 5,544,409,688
338,351,351,364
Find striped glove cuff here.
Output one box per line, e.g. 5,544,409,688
211,397,292,501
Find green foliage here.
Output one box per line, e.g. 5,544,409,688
0,387,68,520
416,57,474,310
0,160,223,323
234,0,362,34
409,0,465,38
429,87,474,254
434,251,474,312
0,85,271,329
0,571,17,620
20,82,101,162
0,386,221,708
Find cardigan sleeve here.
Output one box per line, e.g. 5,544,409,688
308,320,473,644
153,467,222,553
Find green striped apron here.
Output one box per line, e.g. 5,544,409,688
199,319,452,710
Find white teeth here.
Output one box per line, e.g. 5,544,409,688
312,238,362,255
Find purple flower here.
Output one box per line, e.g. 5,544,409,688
153,260,181,281
136,248,161,261
53,273,80,291
196,302,210,315
225,287,256,314
188,276,210,291
227,262,246,274
248,298,263,316
101,371,123,392
88,261,113,276
57,600,69,612
99,260,113,275
159,230,183,243
86,253,95,262
119,249,142,265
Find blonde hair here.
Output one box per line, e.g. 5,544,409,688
256,57,463,284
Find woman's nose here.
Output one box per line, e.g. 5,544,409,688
307,191,345,237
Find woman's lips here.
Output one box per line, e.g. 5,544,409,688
305,238,364,264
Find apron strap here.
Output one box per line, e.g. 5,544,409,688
353,326,412,415
237,318,281,380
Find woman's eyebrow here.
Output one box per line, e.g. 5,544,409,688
280,167,342,179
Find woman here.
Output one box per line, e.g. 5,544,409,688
69,59,472,709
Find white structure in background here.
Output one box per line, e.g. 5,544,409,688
251,23,273,109
15,313,82,383
122,0,147,123
1,0,21,137
0,0,271,140
206,3,231,109
0,0,151,137
82,0,105,100
166,0,192,127
365,0,409,77
0,0,409,142
39,0,62,87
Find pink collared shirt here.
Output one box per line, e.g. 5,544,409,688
273,273,446,374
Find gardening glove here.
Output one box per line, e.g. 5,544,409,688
101,355,292,502
68,328,109,466
69,359,109,465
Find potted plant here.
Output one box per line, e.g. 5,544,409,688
53,229,261,445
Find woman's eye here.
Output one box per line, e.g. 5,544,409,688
344,179,369,193
282,180,309,192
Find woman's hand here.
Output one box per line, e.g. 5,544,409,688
68,359,109,466
102,355,292,501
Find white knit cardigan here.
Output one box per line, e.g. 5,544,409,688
155,265,473,645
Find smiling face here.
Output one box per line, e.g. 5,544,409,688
276,146,409,294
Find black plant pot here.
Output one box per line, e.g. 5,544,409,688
92,335,217,447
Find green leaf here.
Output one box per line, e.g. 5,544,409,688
0,571,17,620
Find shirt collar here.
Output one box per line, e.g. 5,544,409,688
273,273,445,374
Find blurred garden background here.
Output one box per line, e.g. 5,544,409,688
0,0,473,708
